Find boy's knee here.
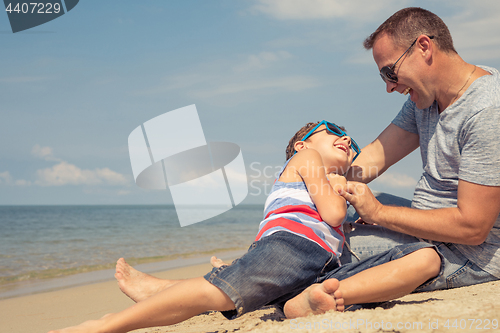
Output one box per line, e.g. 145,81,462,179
418,248,442,278
198,278,235,311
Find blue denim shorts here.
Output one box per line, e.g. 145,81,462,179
324,241,443,312
418,241,498,291
324,241,442,286
340,191,498,292
204,231,441,318
204,232,339,319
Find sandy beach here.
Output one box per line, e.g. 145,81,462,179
1,258,498,333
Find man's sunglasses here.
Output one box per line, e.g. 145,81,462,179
380,35,434,84
297,120,361,161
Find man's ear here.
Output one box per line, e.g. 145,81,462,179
417,34,433,62
294,141,307,152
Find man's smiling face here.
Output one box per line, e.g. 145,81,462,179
373,34,435,110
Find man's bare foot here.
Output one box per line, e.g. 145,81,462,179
115,258,179,302
210,256,228,268
283,279,344,319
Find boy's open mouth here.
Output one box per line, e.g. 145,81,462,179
334,144,348,153
403,87,411,95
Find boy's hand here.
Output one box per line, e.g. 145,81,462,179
327,174,347,194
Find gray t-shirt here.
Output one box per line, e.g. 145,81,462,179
392,65,500,278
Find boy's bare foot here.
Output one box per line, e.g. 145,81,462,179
210,256,228,268
115,258,178,302
283,279,344,319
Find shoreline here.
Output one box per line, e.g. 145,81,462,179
0,249,247,300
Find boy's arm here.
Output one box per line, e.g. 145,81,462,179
288,149,347,227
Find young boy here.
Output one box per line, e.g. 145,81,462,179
49,121,441,333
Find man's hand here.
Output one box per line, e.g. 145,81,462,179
339,181,383,224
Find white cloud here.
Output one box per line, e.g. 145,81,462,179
0,171,13,185
251,0,406,21
373,172,417,188
0,76,51,83
249,1,500,63
445,2,500,61
192,75,320,99
0,171,31,187
117,190,132,196
28,145,130,187
233,51,292,72
136,51,319,101
14,179,31,186
31,144,62,162
35,161,128,186
35,161,129,187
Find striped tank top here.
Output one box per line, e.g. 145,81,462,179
255,158,346,257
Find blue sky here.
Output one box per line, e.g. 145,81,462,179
1,0,500,205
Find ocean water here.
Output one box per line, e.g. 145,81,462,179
0,205,262,297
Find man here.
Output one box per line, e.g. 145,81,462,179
284,7,500,316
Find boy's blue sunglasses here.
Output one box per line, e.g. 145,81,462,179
297,120,361,161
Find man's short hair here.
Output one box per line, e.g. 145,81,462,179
363,7,457,54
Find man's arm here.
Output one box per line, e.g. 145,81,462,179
347,124,419,183
341,179,500,245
